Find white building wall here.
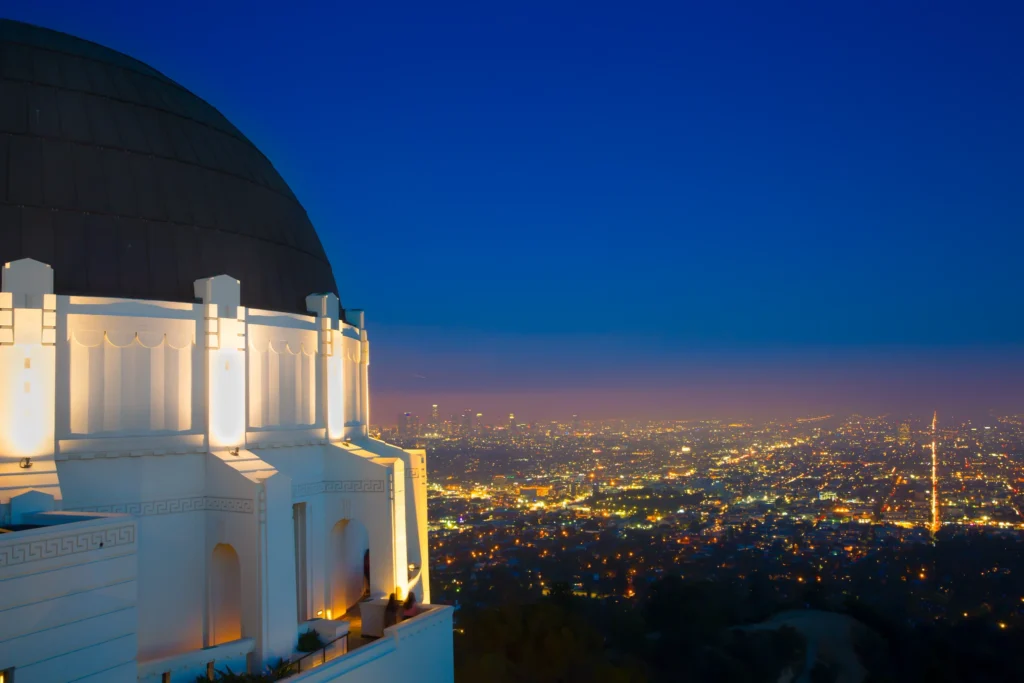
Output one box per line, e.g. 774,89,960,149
0,514,138,683
270,442,410,614
137,638,253,683
55,296,202,445
65,315,195,434
0,261,443,680
388,606,455,683
405,448,431,602
203,453,264,657
57,452,210,660
362,440,431,602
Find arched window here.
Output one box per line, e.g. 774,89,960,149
210,543,242,644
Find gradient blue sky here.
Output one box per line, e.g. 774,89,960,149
7,1,1024,422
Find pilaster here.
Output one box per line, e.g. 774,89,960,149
195,276,247,450
306,294,344,441
0,259,60,502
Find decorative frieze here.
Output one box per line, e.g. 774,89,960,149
292,479,387,497
70,495,254,516
0,523,135,567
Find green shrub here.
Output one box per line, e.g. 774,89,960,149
297,629,325,653
196,658,294,682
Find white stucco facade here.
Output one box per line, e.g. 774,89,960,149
0,259,451,683
0,512,139,682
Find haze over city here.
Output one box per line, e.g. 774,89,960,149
372,339,1024,424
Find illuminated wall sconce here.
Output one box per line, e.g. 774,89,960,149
316,609,323,617
19,457,32,469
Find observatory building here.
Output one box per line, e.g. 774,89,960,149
0,19,452,682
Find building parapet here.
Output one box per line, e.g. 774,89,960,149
137,637,255,682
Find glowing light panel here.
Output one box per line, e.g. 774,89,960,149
209,315,246,449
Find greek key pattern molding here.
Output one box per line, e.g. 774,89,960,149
0,524,136,567
293,479,387,498
71,496,254,517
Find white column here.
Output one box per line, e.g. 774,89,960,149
306,294,344,442
194,275,247,450
390,459,408,598
259,473,300,663
347,310,370,439
365,462,404,600
341,310,367,442
359,329,370,438
0,259,60,501
308,498,328,617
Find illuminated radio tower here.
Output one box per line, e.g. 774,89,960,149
930,411,940,535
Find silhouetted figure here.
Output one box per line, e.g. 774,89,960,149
384,593,399,628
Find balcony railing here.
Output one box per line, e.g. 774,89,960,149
292,633,349,674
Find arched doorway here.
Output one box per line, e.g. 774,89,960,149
210,543,242,644
330,519,369,617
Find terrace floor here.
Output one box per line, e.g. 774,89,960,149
342,606,376,652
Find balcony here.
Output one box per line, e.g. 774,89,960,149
285,604,454,682
132,604,450,682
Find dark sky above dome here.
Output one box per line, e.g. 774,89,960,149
0,18,339,314
3,3,1024,423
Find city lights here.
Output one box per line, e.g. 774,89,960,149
401,409,1024,633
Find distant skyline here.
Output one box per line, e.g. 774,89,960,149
7,1,1024,421
371,329,1024,424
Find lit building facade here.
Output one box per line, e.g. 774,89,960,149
429,405,440,435
398,413,420,439
898,422,911,446
0,20,452,683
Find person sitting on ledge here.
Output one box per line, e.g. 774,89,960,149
402,591,422,619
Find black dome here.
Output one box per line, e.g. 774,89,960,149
0,19,339,313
